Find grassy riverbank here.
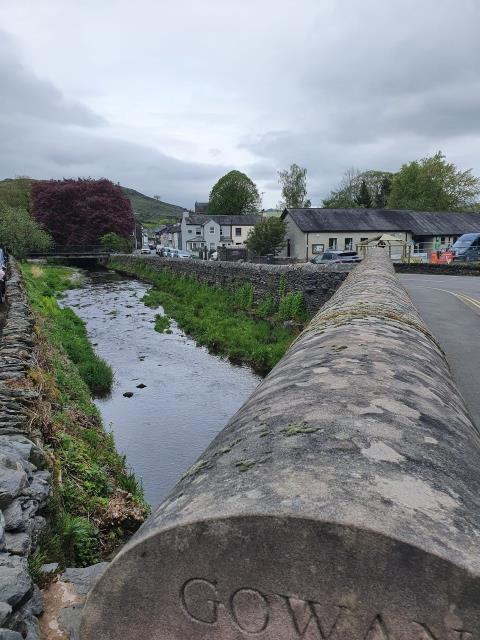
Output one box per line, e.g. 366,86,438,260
109,259,310,374
20,263,148,568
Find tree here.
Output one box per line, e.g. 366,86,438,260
208,171,260,214
323,169,393,208
100,232,133,253
245,217,287,256
355,180,372,208
0,203,52,258
374,175,392,208
387,152,480,211
31,178,135,245
278,163,311,208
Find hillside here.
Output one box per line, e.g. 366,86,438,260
0,178,185,228
121,187,184,226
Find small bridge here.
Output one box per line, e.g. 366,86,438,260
26,245,111,261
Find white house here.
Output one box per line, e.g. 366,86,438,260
281,208,480,261
180,212,262,253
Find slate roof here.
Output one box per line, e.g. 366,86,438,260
185,214,262,226
283,208,480,236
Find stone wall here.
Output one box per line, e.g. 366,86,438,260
395,261,480,275
109,255,352,312
0,260,50,639
83,249,480,640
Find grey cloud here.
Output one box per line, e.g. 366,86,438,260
0,30,104,127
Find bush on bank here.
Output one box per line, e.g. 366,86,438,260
20,263,148,567
109,259,310,375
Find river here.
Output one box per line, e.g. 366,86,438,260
62,269,260,509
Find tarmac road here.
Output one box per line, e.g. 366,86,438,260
399,273,480,429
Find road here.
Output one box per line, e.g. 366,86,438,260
399,273,480,429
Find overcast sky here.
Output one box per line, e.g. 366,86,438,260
1,0,479,208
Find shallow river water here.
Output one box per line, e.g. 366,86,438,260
62,269,260,509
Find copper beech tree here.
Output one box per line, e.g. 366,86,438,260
31,178,135,245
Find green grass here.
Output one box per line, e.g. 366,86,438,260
121,185,184,225
110,260,310,375
20,262,149,566
21,264,113,395
154,314,172,333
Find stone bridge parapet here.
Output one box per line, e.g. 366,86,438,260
82,249,480,639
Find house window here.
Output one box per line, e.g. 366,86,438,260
312,244,324,254
328,238,337,250
344,238,353,250
188,229,192,234
360,237,368,243
235,227,242,237
210,227,215,234
196,230,201,236
210,243,215,249
441,236,446,244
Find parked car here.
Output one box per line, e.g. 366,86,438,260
310,251,362,264
451,233,480,262
140,247,151,254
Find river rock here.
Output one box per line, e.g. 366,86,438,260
0,456,27,509
123,392,134,398
0,553,31,607
61,563,109,596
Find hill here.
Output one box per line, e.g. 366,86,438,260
121,187,184,226
0,178,185,228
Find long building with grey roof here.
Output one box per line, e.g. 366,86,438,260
281,208,480,260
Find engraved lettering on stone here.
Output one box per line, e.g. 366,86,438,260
230,588,270,635
281,595,349,639
364,615,391,640
180,578,220,625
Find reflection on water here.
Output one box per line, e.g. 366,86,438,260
62,270,260,508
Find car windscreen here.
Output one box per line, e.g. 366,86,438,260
452,234,480,250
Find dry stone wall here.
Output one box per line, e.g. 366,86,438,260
0,260,50,640
83,249,480,640
109,255,351,312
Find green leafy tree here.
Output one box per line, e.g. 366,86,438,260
323,169,393,208
0,203,52,258
355,180,372,207
278,163,311,208
374,175,392,208
245,217,287,256
208,170,260,214
387,152,480,211
100,232,133,253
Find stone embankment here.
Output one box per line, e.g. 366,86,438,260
109,255,351,312
395,261,480,275
0,260,51,639
83,249,480,639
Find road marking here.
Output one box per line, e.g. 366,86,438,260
432,288,480,313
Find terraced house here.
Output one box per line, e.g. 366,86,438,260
281,208,480,260
180,211,262,252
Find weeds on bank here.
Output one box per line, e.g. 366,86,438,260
20,262,149,567
110,260,310,375
21,263,113,395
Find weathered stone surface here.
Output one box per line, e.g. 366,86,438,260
0,629,23,640
82,250,480,639
0,603,12,627
2,501,24,532
0,456,28,509
0,554,31,608
110,254,351,313
4,532,30,556
62,564,108,596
